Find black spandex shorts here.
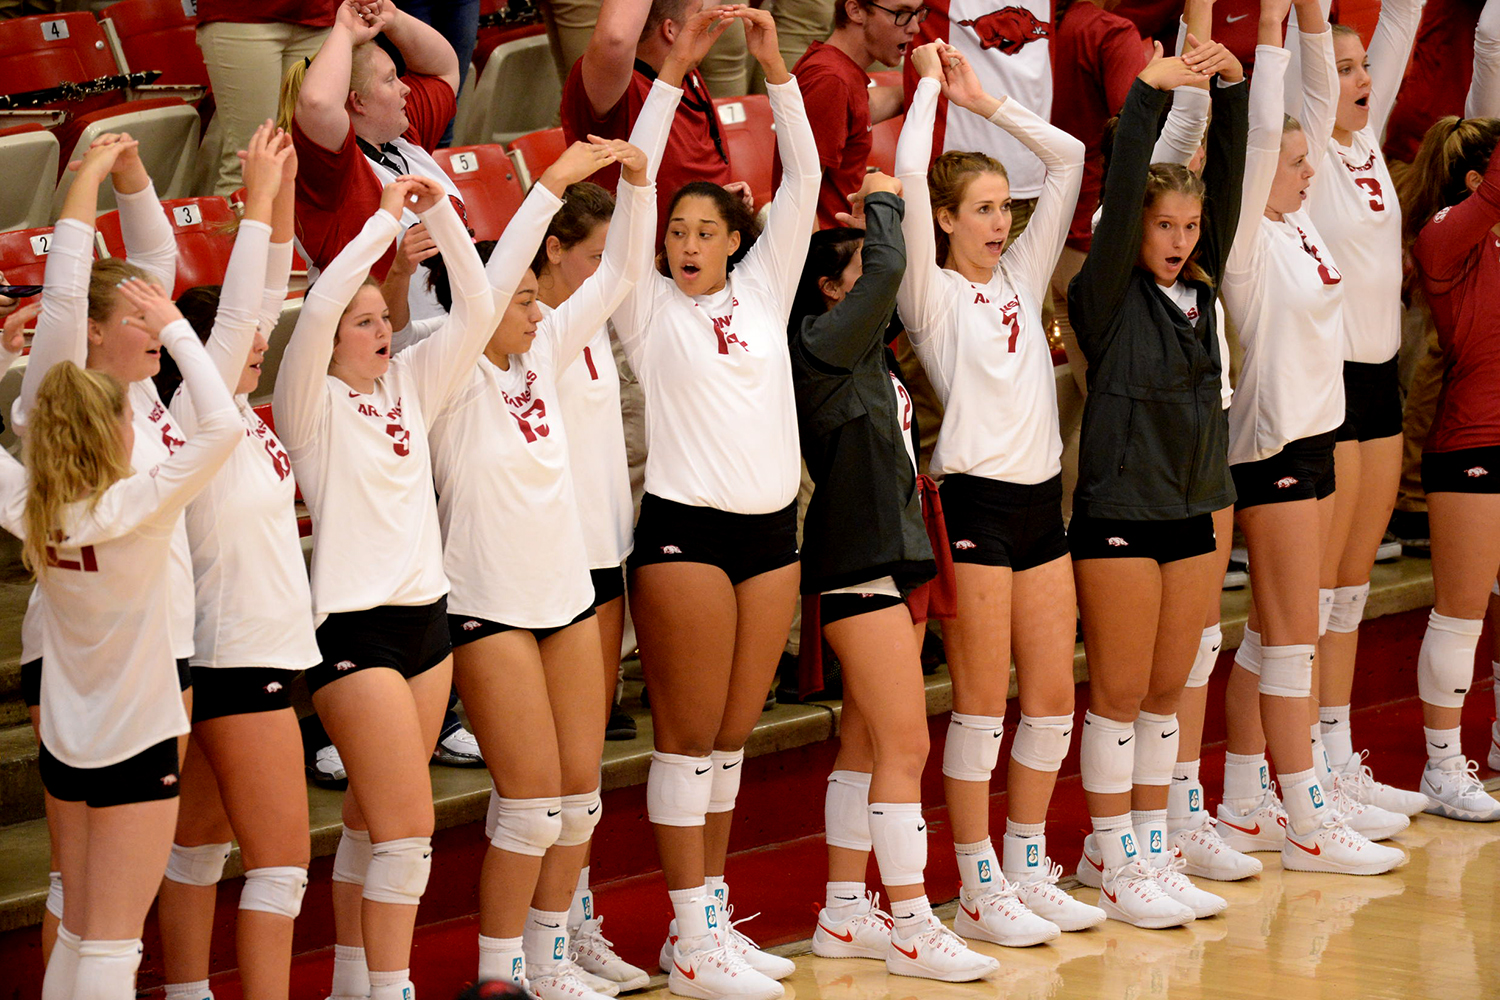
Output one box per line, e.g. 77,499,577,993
306,598,451,694
23,657,190,709
1422,446,1500,495
1336,358,1402,443
1068,512,1217,564
190,666,298,723
40,737,180,808
1231,431,1337,509
448,605,597,648
821,591,906,625
590,565,626,606
628,493,799,585
939,473,1069,571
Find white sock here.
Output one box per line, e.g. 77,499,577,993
953,838,1001,897
331,944,370,1000
164,981,212,1000
668,885,716,950
889,894,932,937
74,940,142,1000
1223,752,1269,813
822,881,866,923
1319,705,1354,767
478,934,524,984
1280,767,1329,836
40,926,81,1000
568,866,593,930
1131,808,1169,863
1425,726,1463,766
367,968,412,1000
1311,722,1337,789
523,908,571,976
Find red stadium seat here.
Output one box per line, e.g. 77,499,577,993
0,125,59,231
0,226,67,313
453,24,558,147
716,95,777,211
99,0,211,89
868,114,902,177
507,126,565,190
437,144,527,242
96,195,237,296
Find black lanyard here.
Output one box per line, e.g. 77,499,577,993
634,59,727,166
356,136,410,177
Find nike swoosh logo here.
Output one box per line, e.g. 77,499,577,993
722,761,740,770
1173,775,1190,781
695,766,712,774
1085,852,1104,872
1286,836,1321,856
1218,818,1260,836
1103,887,1118,903
959,903,981,921
893,941,919,959
673,961,696,980
1431,743,1449,749
1162,730,1178,739
917,823,926,832
1118,735,1134,745
540,922,560,928
547,809,561,817
992,731,1003,738
1225,12,1248,21
835,895,859,901
588,804,600,815
819,923,855,942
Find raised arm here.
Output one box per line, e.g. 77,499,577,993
581,0,654,118
800,185,907,371
376,0,461,92
111,142,177,289
1468,0,1500,117
273,203,402,452
1156,0,1216,162
1413,140,1500,282
894,66,947,343
1293,4,1337,174
1226,11,1292,279
258,145,298,350
1363,0,1423,135
1198,74,1251,281
296,2,385,152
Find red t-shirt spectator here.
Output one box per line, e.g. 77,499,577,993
560,60,732,241
197,0,337,27
1052,1,1149,252
1383,0,1482,164
1114,0,1263,75
292,72,458,280
785,41,873,230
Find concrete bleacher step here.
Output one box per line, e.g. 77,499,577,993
0,556,1438,947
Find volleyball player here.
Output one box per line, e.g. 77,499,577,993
788,175,999,980
611,7,817,998
425,113,662,1000
1303,0,1432,818
154,124,314,1000
1067,38,1247,927
12,281,242,1000
896,41,1102,942
272,175,494,1000
1402,113,1500,821
1217,0,1404,873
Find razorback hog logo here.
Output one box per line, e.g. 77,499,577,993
1274,476,1299,488
661,544,683,554
1465,466,1489,478
953,539,977,550
1106,536,1129,547
263,681,284,694
957,7,1050,55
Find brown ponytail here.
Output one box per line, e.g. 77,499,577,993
1400,115,1500,244
927,150,1008,265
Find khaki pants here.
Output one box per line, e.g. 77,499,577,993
196,20,331,195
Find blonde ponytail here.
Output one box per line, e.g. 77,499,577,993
21,364,132,576
277,57,310,133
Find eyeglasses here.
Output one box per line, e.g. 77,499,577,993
864,1,930,26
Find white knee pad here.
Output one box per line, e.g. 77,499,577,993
1418,612,1483,709
707,749,744,814
1234,627,1262,676
1131,712,1179,787
363,836,432,906
1317,588,1335,637
824,770,873,851
164,842,232,887
1326,583,1369,634
46,870,63,920
1080,712,1135,794
240,866,309,919
1258,644,1315,698
489,796,564,856
1010,714,1073,774
942,713,1004,782
867,802,927,887
331,827,373,886
556,789,603,848
1186,625,1223,688
646,751,713,827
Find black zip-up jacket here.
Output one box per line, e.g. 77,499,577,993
789,192,935,594
1067,76,1249,520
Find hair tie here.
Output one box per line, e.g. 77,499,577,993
304,55,313,69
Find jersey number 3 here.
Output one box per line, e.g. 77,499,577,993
1354,177,1385,213
510,399,550,443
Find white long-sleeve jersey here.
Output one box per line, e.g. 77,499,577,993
273,198,496,620
1224,42,1347,466
557,323,633,570
16,184,195,663
0,321,240,767
614,78,820,515
897,76,1085,485
170,224,318,670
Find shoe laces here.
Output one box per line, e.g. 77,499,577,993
531,960,596,994
859,890,894,930
1317,812,1374,849
1150,851,1197,889
1113,859,1173,901
723,904,768,954
697,936,759,976
1261,781,1290,822
572,917,621,959
1442,757,1487,796
908,918,969,957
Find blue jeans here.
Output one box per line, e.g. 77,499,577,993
402,0,481,147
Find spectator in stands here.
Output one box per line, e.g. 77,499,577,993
404,0,483,147
196,0,337,194
155,125,313,1000
784,0,924,229
561,0,755,237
